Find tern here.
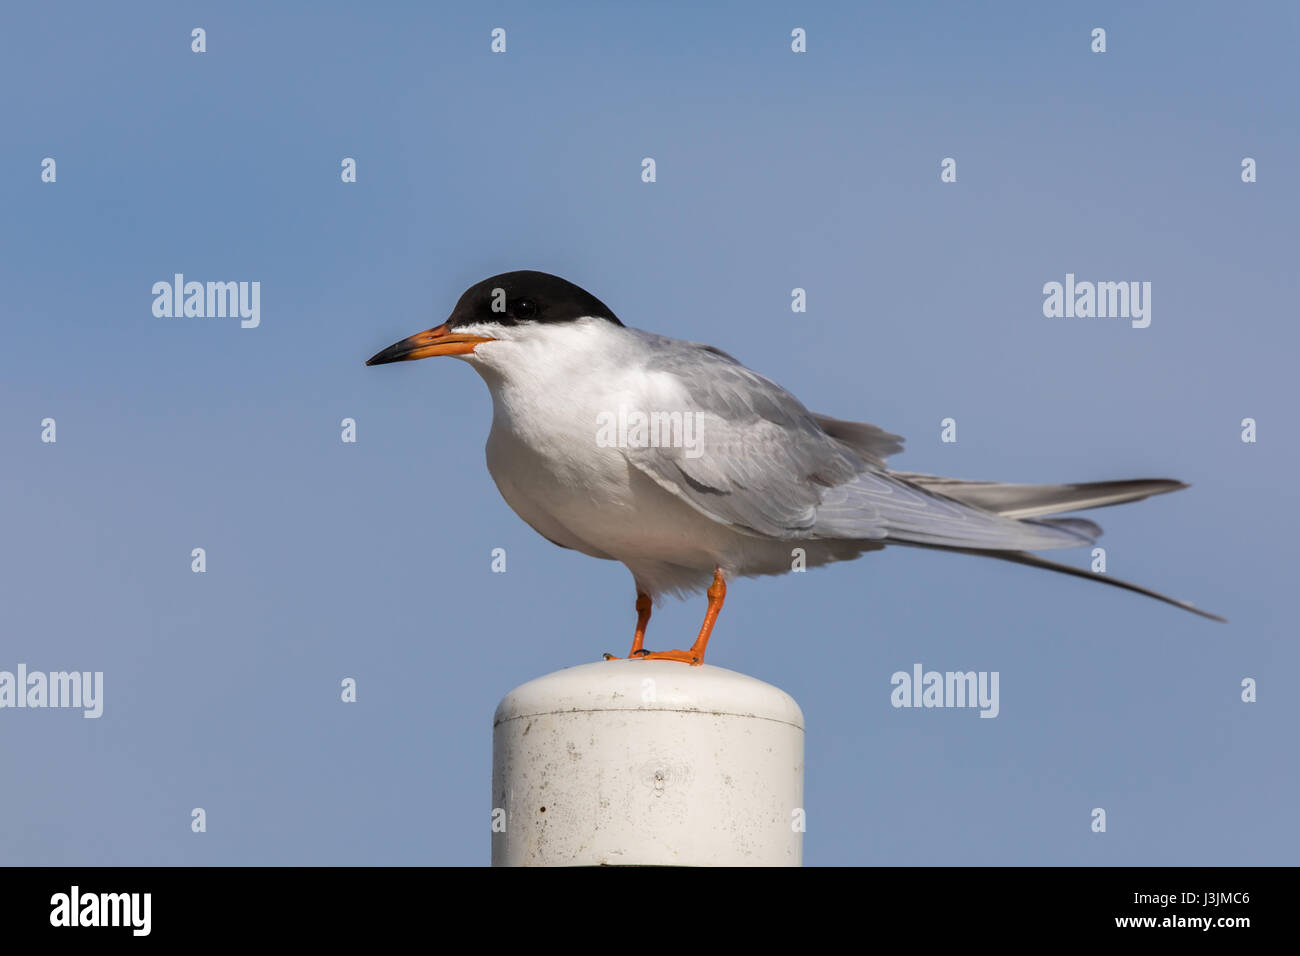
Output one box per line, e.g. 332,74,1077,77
367,271,1223,664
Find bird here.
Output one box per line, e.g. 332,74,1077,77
366,270,1224,665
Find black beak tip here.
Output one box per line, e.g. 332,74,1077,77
365,345,401,367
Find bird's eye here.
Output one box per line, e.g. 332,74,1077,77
512,298,538,318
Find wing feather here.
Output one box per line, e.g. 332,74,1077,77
623,334,1093,550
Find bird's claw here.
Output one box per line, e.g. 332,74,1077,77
603,648,651,661
624,648,702,666
603,648,699,664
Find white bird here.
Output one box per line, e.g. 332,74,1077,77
367,271,1223,664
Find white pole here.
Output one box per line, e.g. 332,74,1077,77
492,659,805,866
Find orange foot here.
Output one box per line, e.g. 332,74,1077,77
602,570,726,668
601,648,701,665
630,648,701,665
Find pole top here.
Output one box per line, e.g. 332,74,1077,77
494,659,805,730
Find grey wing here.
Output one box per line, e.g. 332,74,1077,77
809,412,905,468
623,335,1093,551
624,334,859,537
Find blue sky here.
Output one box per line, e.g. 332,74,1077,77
1,1,1295,865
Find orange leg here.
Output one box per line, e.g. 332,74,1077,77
631,569,726,666
629,593,652,656
602,592,652,661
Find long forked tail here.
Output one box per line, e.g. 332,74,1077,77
891,474,1189,518
898,541,1227,622
849,471,1224,619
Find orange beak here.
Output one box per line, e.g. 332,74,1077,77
365,323,495,365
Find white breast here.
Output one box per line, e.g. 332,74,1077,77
466,319,740,574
